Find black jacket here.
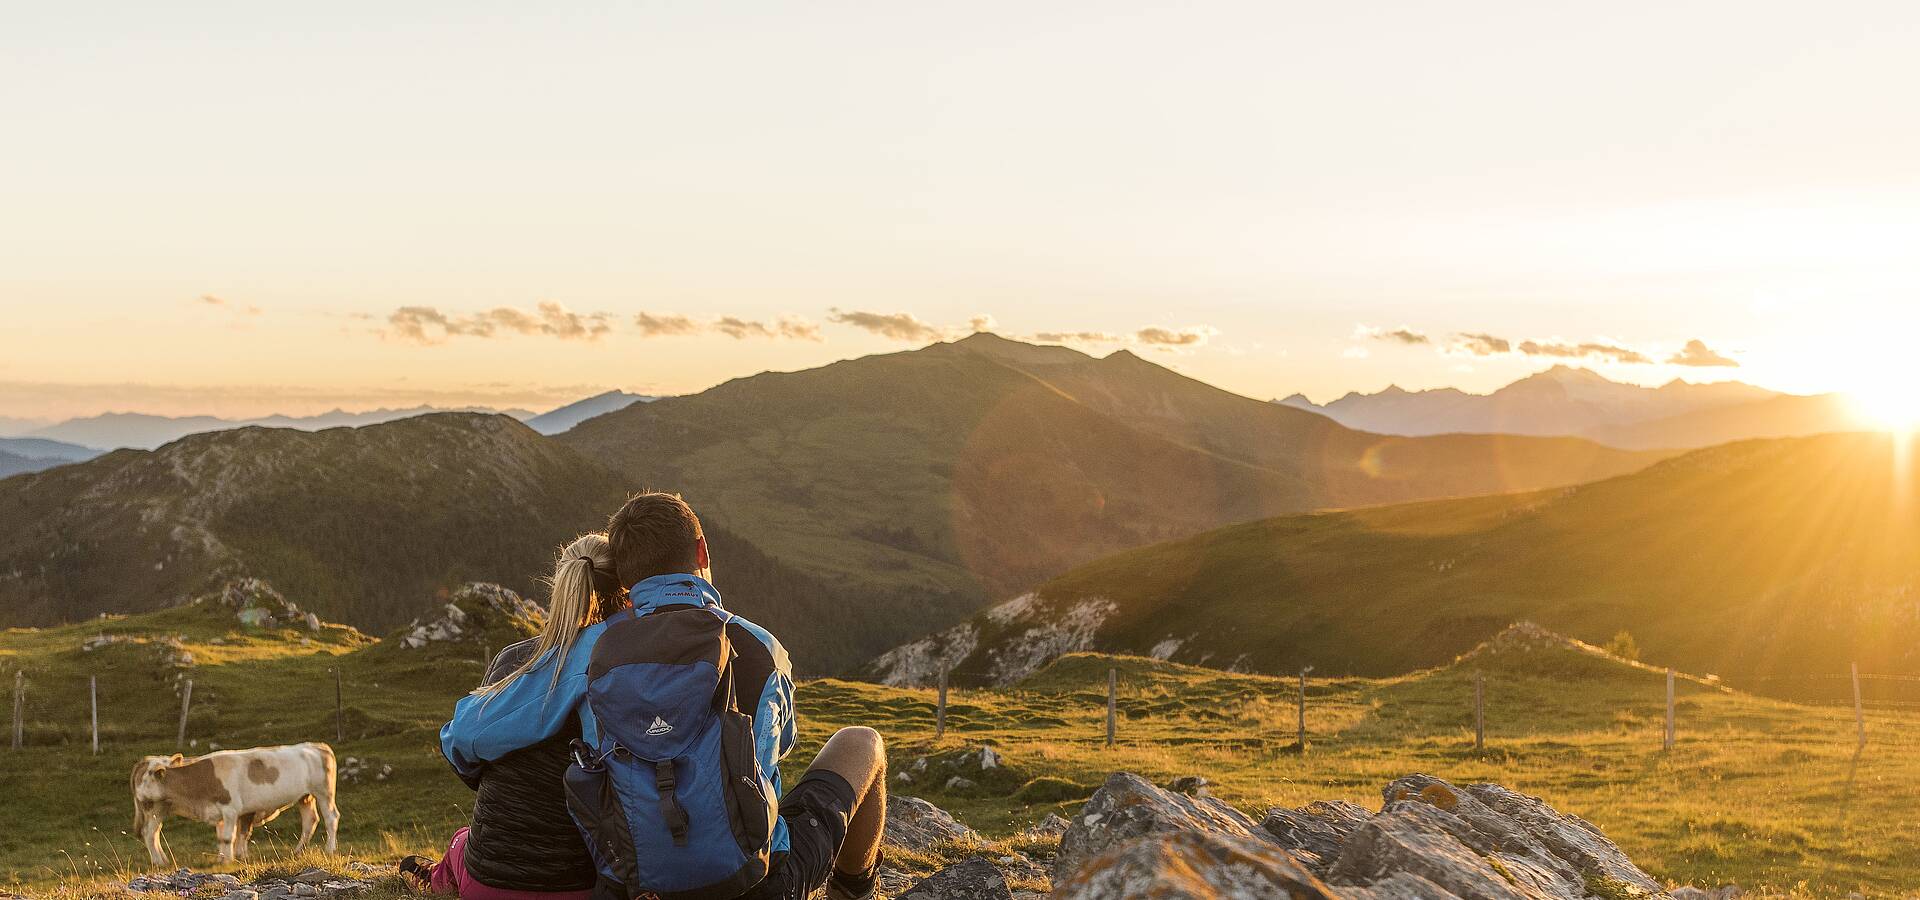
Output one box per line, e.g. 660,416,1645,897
456,640,598,892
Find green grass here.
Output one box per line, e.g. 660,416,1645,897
4,609,1917,898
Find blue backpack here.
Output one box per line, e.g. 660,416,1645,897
565,604,779,900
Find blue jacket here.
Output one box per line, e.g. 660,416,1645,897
440,574,799,853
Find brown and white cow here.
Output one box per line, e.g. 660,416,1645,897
130,742,339,865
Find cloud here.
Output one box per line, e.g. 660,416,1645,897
199,294,261,316
1519,340,1651,364
386,301,613,344
1033,331,1125,344
1450,333,1513,356
714,316,822,341
968,314,996,333
826,309,947,342
1135,325,1217,348
633,312,702,337
1667,339,1739,367
1342,346,1371,359
1358,325,1430,345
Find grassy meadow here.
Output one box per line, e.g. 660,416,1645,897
2,604,1917,898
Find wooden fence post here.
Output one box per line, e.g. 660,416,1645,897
1663,668,1676,751
12,670,24,749
90,676,99,755
1297,666,1313,752
1474,672,1485,751
333,667,345,744
1105,668,1117,748
176,679,194,750
1851,662,1866,750
935,668,948,739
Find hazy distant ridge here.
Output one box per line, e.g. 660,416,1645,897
1276,365,1862,448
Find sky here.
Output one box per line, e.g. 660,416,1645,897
4,1,1919,422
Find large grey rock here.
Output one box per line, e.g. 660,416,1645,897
899,857,1013,900
885,796,982,850
1367,775,1666,894
1340,872,1465,899
1053,772,1264,882
1328,801,1539,900
1261,799,1373,874
1053,830,1337,900
1454,780,1664,895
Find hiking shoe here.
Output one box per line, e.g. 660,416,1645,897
397,855,435,883
825,857,881,900
823,882,875,900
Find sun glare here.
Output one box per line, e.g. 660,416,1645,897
1849,384,1920,435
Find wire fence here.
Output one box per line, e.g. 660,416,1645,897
5,653,1909,757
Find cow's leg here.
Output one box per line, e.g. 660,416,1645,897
234,812,257,860
214,814,238,864
293,795,318,854
319,794,339,855
140,813,166,866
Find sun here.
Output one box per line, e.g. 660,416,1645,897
1848,384,1920,434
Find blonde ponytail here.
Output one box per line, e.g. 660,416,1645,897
475,533,618,698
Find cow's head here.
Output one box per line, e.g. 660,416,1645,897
130,754,183,827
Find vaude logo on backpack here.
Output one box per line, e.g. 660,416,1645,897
565,604,778,900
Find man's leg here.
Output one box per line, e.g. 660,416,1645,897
804,726,888,884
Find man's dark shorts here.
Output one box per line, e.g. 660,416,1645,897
591,770,857,900
739,770,859,900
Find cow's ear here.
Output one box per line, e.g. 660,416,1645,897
167,754,184,765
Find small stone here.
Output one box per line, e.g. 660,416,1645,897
945,775,976,792
1169,775,1211,797
218,891,259,900
292,867,333,884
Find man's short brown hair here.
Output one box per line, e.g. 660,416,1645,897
608,492,705,589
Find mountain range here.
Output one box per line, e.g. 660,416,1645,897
0,437,103,478
0,334,1665,674
524,390,653,435
558,333,1667,666
869,431,1920,696
22,406,542,450
1278,365,1867,449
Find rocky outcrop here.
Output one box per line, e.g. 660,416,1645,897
125,865,383,899
399,583,544,649
1052,772,1263,882
1260,799,1372,873
201,578,316,630
1054,830,1337,899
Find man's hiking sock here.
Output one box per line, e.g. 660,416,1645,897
825,855,881,900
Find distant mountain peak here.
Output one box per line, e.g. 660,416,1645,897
1529,364,1614,385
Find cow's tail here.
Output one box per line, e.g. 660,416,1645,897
128,761,147,832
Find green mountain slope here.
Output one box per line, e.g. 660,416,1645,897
871,431,1920,696
561,334,1667,664
0,414,875,669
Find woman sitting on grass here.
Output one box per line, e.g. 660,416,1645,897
403,533,624,900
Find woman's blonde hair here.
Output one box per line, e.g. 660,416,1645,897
475,532,619,698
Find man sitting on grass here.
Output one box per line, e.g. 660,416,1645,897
442,493,888,900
